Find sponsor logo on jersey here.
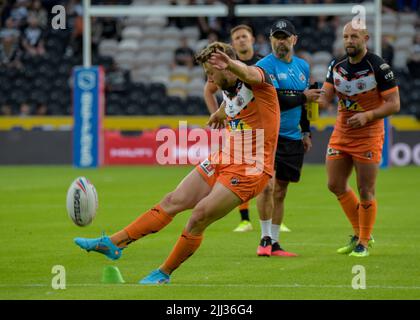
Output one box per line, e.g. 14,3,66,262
228,118,251,131
230,177,240,186
278,73,287,80
384,71,394,80
200,159,215,177
338,66,348,75
355,69,370,77
339,99,364,112
327,147,341,156
380,63,390,70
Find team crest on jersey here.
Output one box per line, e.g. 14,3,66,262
236,95,245,107
339,99,364,112
299,72,306,83
334,78,341,86
365,151,373,159
223,83,254,118
269,74,276,82
356,80,366,90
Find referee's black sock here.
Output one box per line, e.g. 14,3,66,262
240,209,250,221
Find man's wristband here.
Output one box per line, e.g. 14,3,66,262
302,132,312,138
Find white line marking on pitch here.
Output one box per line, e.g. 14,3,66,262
1,283,420,290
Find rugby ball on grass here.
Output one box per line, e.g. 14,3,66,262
66,177,98,226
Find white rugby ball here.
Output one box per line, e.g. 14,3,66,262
66,177,98,227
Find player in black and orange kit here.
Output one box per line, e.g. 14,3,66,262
74,42,280,283
319,22,400,257
203,25,264,232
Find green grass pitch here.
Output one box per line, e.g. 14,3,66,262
0,165,419,300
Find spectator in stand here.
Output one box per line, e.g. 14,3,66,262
106,62,127,92
35,103,48,116
19,102,32,117
0,33,23,69
29,0,48,29
0,17,21,40
173,36,196,69
382,35,394,68
65,0,83,57
21,14,46,56
396,0,419,11
407,33,420,79
10,0,29,28
1,104,13,116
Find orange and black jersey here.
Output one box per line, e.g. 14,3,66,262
324,51,399,138
241,53,264,66
220,67,280,176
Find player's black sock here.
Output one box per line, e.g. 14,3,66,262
240,209,250,221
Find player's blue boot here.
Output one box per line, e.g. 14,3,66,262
74,234,123,260
139,269,170,284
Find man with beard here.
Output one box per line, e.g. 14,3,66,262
255,19,322,257
203,24,263,233
318,22,400,257
74,42,281,284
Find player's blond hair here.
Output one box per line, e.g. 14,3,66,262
195,42,237,65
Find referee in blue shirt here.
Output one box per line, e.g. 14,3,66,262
256,20,322,257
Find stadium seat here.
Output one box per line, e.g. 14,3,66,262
142,26,164,41
397,24,416,38
182,26,200,42
121,26,143,41
162,26,182,41
118,39,140,53
99,39,119,58
115,52,137,70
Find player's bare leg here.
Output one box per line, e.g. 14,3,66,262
74,170,212,260
326,156,354,197
256,176,274,256
140,182,242,283
111,169,212,247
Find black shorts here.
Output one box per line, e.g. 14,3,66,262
274,136,305,182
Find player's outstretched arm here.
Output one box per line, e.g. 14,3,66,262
203,80,219,114
208,50,263,85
